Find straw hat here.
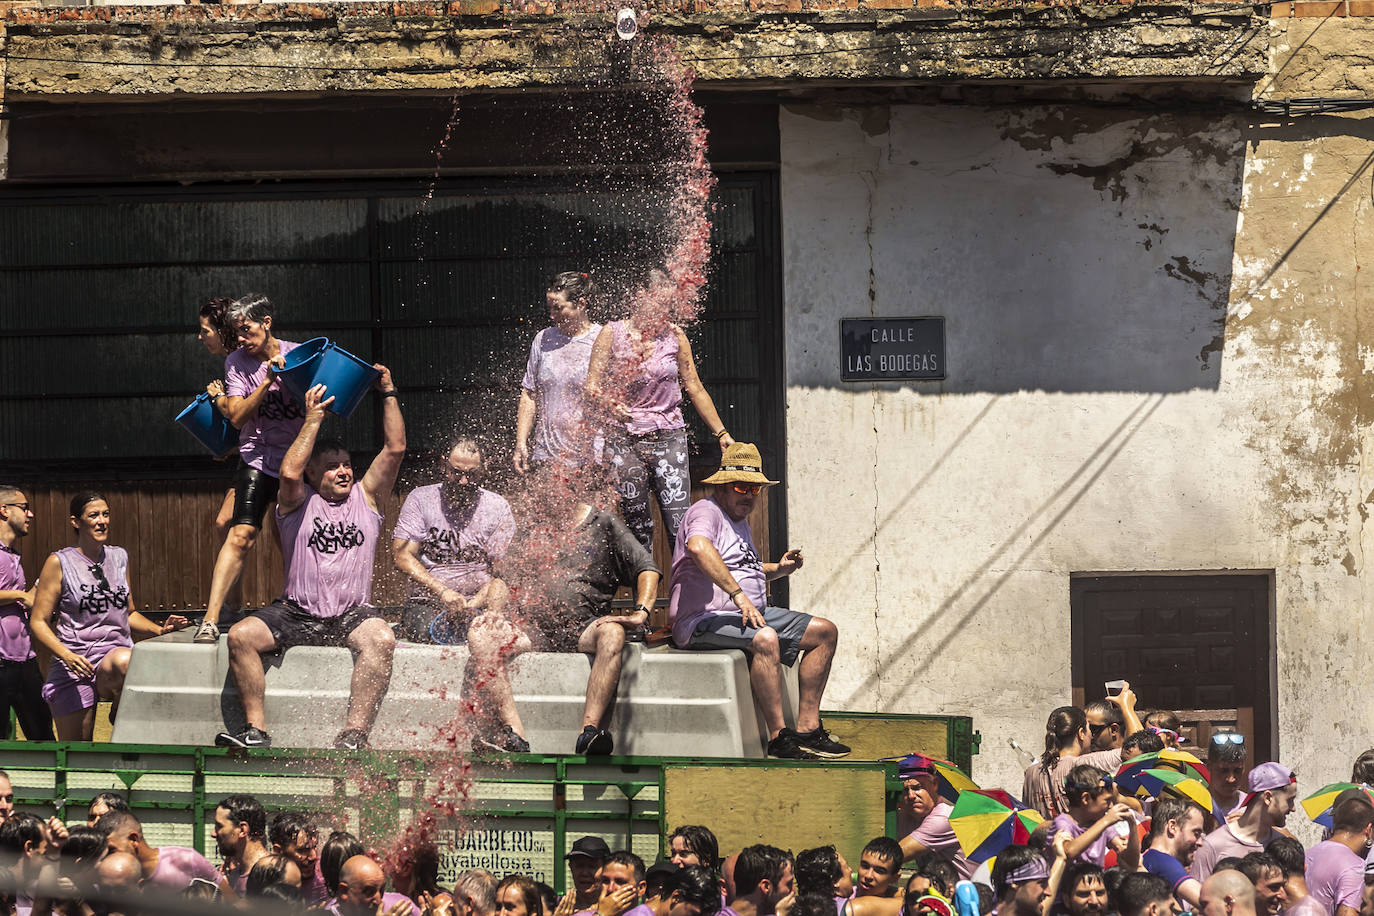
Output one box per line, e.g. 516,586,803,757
702,442,780,486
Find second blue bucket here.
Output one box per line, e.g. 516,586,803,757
277,337,381,420
174,393,240,458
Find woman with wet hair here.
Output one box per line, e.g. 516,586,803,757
195,296,244,617
29,492,189,740
197,293,305,644
496,875,544,916
586,277,735,552
513,272,603,475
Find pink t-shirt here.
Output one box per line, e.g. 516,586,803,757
909,802,975,879
146,846,221,892
1189,823,1275,882
278,484,381,620
608,322,684,435
392,485,515,600
226,340,304,476
668,496,768,648
1306,841,1365,914
0,544,32,663
1286,897,1336,916
1052,813,1111,867
521,325,601,464
49,546,133,670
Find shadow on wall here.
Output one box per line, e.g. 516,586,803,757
783,103,1247,394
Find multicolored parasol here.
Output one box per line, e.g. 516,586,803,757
949,788,1044,862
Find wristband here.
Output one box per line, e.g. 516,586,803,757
381,390,399,398
714,429,729,439
633,603,652,614
728,588,743,600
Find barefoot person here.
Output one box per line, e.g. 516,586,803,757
29,493,189,741
196,293,305,644
668,442,848,760
216,368,405,750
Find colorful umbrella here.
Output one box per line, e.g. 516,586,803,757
1116,750,1210,796
884,753,982,802
1138,768,1221,820
1301,783,1374,828
949,788,1044,862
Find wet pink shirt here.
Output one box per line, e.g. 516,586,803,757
146,846,222,892
393,485,515,600
0,545,32,662
226,339,304,476
608,321,684,435
669,496,767,648
278,484,381,620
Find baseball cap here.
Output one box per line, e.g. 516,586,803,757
645,860,680,896
646,860,680,882
566,836,612,860
1240,762,1296,808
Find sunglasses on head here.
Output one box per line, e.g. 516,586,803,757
1211,733,1245,746
730,484,763,495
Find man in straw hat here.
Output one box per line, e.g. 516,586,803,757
667,442,848,760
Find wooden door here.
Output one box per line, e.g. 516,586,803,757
1071,574,1273,768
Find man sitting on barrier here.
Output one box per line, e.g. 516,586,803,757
469,467,659,757
668,443,848,761
393,436,516,648
216,370,406,751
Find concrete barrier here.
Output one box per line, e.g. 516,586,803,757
111,629,799,758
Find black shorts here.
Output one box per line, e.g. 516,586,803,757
249,599,385,651
230,461,280,529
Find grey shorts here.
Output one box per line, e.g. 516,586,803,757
685,607,813,666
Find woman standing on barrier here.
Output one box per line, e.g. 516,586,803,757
585,288,735,553
29,492,190,741
196,293,304,644
513,272,603,475
196,296,244,619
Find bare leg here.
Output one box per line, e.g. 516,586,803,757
794,617,837,733
95,647,133,722
576,620,627,729
213,490,243,610
467,608,533,736
205,524,259,627
343,618,395,735
746,627,786,739
54,708,96,742
226,617,278,730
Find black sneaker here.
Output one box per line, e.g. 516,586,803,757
766,728,818,760
214,726,271,749
574,725,614,756
333,728,370,751
473,724,531,754
795,726,851,759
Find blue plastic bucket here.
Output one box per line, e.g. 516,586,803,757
174,393,240,458
276,337,381,420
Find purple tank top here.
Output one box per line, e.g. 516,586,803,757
278,484,381,619
0,545,32,663
609,321,684,435
225,340,304,476
51,546,133,668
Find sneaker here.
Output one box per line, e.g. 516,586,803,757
795,725,851,759
192,619,220,644
333,728,370,751
473,724,531,754
574,725,614,756
214,726,271,749
766,728,818,760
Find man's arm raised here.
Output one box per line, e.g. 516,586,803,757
277,383,333,516
360,365,406,512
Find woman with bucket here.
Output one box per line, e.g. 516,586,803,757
195,293,305,644
29,492,190,740
196,296,247,614
513,272,603,475
585,279,735,553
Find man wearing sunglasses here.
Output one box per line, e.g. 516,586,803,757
667,443,848,761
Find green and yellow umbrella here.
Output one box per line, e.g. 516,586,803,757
1116,750,1210,797
949,789,1044,862
1301,783,1374,829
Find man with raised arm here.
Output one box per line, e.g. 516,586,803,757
216,369,405,751
669,442,848,761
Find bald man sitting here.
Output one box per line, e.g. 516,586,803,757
331,855,419,916
1200,870,1259,916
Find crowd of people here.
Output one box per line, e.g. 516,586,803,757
0,277,848,760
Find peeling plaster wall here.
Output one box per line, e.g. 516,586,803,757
780,97,1374,795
